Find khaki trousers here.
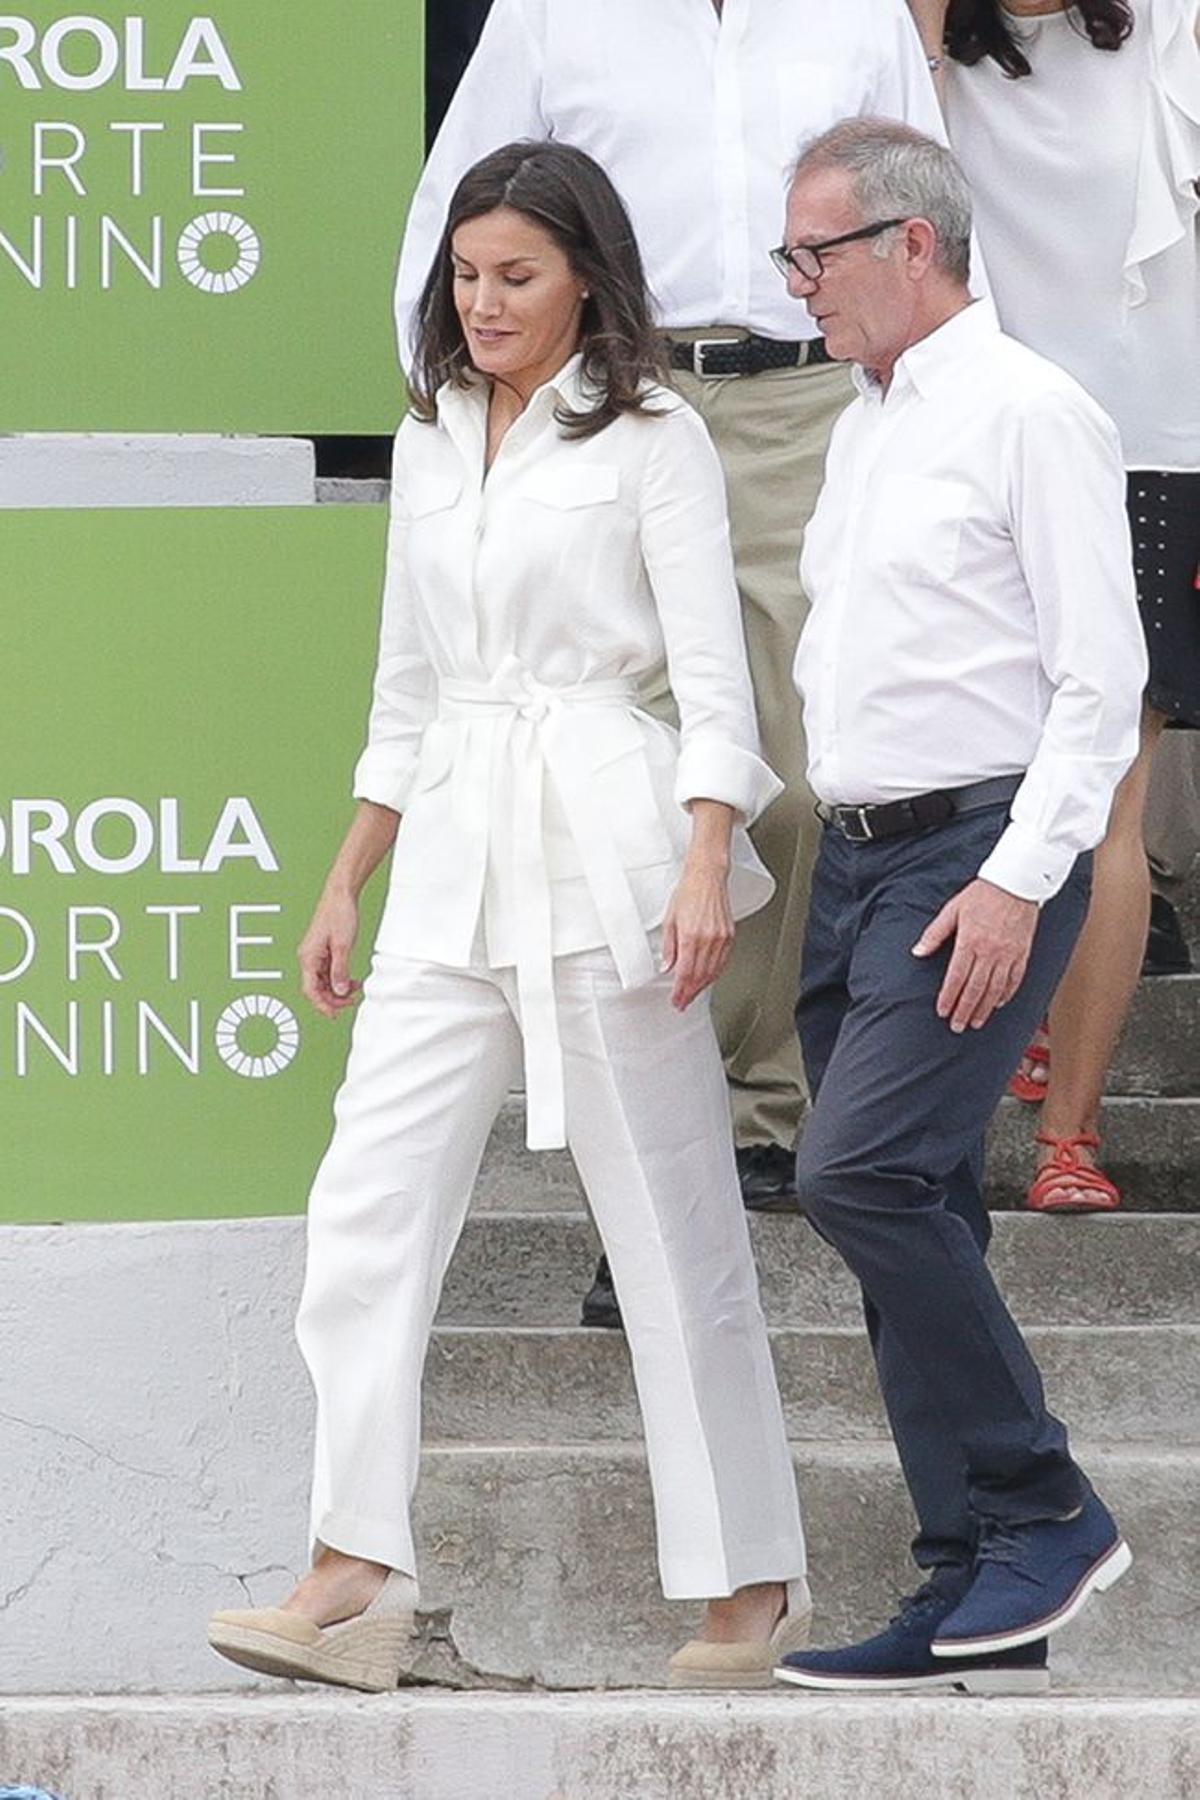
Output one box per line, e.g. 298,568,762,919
667,356,855,1149
1145,727,1200,905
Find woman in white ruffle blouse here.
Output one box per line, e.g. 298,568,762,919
910,0,1200,1213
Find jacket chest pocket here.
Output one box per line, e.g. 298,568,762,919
864,475,972,585
406,469,462,519
517,463,621,511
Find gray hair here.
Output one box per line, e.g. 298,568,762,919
791,119,972,285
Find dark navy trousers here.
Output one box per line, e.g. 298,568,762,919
794,805,1094,1581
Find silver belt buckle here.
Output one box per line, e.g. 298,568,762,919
837,805,873,842
692,336,743,377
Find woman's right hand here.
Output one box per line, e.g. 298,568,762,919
298,888,363,1018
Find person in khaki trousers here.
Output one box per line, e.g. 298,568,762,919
1143,727,1200,973
394,0,950,1323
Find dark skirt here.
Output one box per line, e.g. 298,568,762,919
1127,470,1200,728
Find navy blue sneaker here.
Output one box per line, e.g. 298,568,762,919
774,1583,1050,1695
931,1492,1132,1658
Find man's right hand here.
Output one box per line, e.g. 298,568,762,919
912,876,1039,1033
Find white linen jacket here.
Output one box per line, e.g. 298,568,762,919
353,355,781,1147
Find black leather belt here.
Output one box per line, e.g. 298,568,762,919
666,333,832,378
816,775,1023,844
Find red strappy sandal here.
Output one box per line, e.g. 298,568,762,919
1025,1132,1122,1214
1008,1018,1050,1103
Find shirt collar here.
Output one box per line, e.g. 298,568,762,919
852,301,997,406
436,349,591,429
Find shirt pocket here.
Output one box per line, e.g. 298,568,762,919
545,716,675,876
586,728,676,872
409,720,456,794
405,468,462,518
517,463,621,510
777,60,864,157
865,475,972,585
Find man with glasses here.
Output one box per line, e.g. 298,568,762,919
395,2,947,1328
771,120,1141,1693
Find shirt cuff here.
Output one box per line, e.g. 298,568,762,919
351,745,417,813
977,819,1077,904
674,738,784,827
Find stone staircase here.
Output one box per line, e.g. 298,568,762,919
1,969,1196,1797
413,1074,1199,1699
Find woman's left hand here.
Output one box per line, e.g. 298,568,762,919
661,860,736,1010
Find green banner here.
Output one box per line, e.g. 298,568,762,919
1,505,391,1222
0,4,422,431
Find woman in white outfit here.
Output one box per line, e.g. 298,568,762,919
909,0,1200,1209
207,141,809,1692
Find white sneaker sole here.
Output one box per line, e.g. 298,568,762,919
930,1536,1133,1659
773,1663,1051,1696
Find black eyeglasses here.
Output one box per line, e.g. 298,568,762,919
769,218,907,282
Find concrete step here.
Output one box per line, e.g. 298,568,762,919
987,1097,1200,1210
473,1094,1200,1217
0,434,315,506
439,1211,1200,1328
385,1444,1200,1696
198,1445,1200,1695
1180,872,1200,957
3,1693,1198,1800
0,1434,1189,1699
1110,973,1200,1095
4,1219,1194,1699
422,1324,1200,1447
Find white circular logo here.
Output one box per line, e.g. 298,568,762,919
177,212,261,294
215,995,300,1078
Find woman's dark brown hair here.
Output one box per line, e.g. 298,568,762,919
408,139,666,438
946,0,1133,78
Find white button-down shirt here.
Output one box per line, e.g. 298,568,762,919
795,304,1147,902
394,0,945,359
355,356,779,1146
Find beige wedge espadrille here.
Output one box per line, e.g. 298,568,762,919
666,1578,813,1690
207,1569,419,1693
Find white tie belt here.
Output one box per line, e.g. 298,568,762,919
438,662,660,1150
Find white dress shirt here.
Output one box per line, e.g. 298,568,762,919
394,0,945,360
795,304,1147,903
354,356,779,1146
945,0,1200,471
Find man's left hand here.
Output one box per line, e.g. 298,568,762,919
912,878,1039,1032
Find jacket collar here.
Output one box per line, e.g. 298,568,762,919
435,349,592,430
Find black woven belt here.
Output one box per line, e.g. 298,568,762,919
666,333,832,378
816,775,1024,844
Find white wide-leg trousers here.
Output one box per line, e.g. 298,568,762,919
295,944,805,1600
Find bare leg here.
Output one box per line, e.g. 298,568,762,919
1036,706,1168,1200
280,1545,389,1626
699,1581,787,1643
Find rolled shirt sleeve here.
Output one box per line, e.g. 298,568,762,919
637,401,783,826
394,0,547,372
977,393,1147,902
351,437,436,811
